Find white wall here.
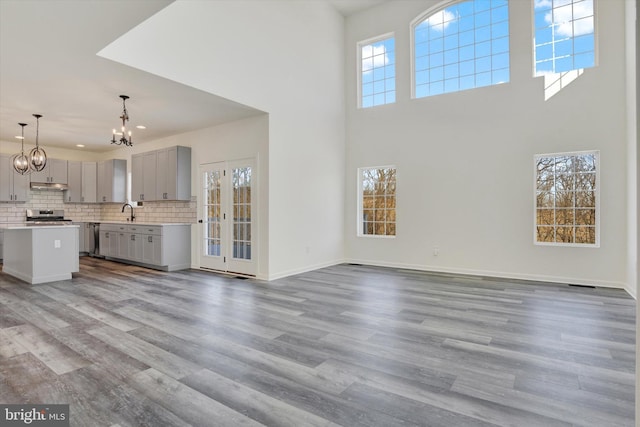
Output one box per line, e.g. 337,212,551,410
344,1,630,288
98,0,346,279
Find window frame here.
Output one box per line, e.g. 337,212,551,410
357,165,397,238
532,0,598,76
410,0,510,99
533,150,600,248
357,32,396,109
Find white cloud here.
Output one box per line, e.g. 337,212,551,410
426,9,456,31
362,44,389,72
544,0,594,38
534,0,552,9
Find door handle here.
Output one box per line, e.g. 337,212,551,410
198,219,203,223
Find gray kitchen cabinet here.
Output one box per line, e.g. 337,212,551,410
131,146,191,202
97,159,126,203
99,230,111,257
156,146,191,200
131,154,143,202
67,161,97,203
131,152,157,202
128,225,144,262
0,154,30,202
99,222,189,271
82,162,97,203
30,158,68,184
66,161,82,202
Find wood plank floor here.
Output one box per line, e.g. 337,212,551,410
0,257,635,426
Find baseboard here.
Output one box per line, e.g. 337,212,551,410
267,259,345,281
344,258,629,291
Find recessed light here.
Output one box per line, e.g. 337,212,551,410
136,125,146,129
76,144,85,148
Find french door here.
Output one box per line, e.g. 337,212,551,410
199,159,256,276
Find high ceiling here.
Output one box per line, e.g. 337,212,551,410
0,0,386,153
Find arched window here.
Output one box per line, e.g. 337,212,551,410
412,0,510,98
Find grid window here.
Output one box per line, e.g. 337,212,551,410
359,167,396,237
414,0,509,98
359,35,395,108
534,0,595,75
534,151,599,246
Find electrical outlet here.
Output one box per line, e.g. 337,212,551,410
54,240,61,249
433,246,439,256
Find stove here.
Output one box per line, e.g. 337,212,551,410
25,209,73,226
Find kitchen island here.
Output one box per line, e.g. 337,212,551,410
2,225,79,284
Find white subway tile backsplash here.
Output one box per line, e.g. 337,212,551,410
1,190,196,224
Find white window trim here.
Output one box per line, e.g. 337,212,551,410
357,165,397,238
533,150,600,248
357,32,395,109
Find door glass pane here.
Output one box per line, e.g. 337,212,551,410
204,170,221,257
232,167,251,260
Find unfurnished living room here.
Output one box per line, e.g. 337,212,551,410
0,0,638,426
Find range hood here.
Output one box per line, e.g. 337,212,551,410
30,182,69,191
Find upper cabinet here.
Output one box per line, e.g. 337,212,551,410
66,161,97,203
132,146,191,202
0,154,30,202
97,159,126,203
30,158,68,184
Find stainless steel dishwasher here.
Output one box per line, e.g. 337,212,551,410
88,222,104,258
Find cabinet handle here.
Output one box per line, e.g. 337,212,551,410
131,235,135,241
148,236,152,243
105,232,109,238
81,196,84,202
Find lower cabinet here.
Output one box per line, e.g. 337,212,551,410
99,223,189,271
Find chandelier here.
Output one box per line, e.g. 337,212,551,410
111,94,132,146
29,114,47,172
12,122,30,175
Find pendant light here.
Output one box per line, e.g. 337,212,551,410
111,95,133,146
29,114,47,172
12,123,30,175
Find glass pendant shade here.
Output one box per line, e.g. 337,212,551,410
12,122,30,175
29,114,47,172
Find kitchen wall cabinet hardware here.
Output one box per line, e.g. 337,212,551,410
97,159,126,203
66,161,98,203
132,146,191,202
30,158,68,184
0,154,30,202
98,223,189,271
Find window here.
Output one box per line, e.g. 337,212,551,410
358,167,396,236
534,0,595,76
413,0,509,98
534,151,599,246
359,35,395,108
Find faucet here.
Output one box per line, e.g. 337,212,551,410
122,203,135,222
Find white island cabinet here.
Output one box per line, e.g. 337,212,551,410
2,225,79,284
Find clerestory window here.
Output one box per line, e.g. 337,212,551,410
534,0,595,76
412,0,510,98
358,34,396,108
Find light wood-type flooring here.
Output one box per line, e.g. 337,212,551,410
0,257,636,426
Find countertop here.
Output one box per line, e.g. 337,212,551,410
97,221,192,226
4,224,80,230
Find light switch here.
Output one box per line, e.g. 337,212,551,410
54,240,61,248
